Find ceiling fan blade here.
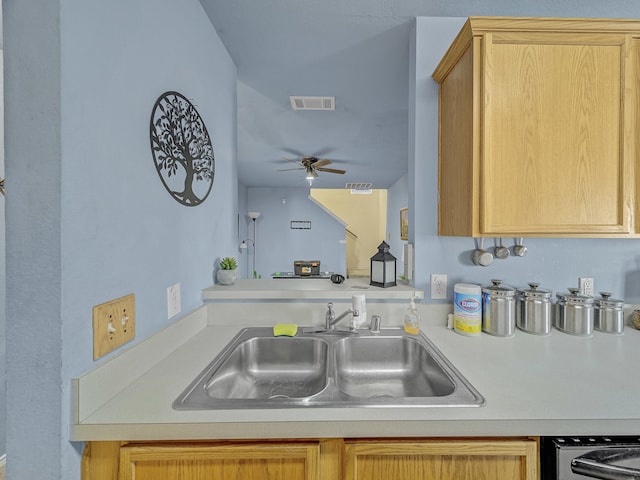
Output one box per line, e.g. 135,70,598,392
316,167,346,174
313,159,332,168
282,147,306,157
312,147,335,157
282,157,303,165
277,167,305,172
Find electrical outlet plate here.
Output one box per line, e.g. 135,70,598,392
92,293,135,360
579,277,594,297
431,274,448,300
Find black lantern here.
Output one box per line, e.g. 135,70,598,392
370,241,397,288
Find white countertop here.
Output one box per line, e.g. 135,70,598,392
71,301,640,441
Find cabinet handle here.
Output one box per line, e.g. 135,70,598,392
571,447,640,479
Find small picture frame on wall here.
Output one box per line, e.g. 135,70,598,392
400,207,408,240
290,220,312,230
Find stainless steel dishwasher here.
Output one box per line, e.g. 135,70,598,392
541,436,640,479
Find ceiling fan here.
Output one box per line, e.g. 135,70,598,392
278,156,346,186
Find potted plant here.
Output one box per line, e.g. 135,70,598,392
216,257,238,285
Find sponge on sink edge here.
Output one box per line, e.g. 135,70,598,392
273,323,298,337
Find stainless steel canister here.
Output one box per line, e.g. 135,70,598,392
555,288,594,336
594,291,624,334
482,279,516,336
516,282,552,335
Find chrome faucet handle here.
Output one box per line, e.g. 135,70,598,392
325,302,336,329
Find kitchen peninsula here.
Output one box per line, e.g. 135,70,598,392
75,285,640,479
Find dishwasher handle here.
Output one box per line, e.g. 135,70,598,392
571,448,640,480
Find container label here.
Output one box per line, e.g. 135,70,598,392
458,298,480,312
454,318,481,333
453,291,482,335
454,292,481,314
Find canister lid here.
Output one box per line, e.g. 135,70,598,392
482,279,515,297
516,282,551,299
595,291,624,308
560,287,594,305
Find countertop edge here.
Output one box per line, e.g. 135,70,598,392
71,418,640,442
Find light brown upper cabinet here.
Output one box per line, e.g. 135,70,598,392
432,17,640,237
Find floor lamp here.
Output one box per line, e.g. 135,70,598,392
240,211,260,278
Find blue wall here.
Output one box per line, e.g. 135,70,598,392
247,187,346,278
410,17,640,303
0,49,5,457
5,1,63,476
5,0,237,478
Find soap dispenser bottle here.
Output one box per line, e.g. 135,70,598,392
404,295,421,335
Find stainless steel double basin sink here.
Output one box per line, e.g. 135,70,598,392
173,327,484,409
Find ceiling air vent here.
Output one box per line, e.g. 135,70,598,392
346,183,373,194
290,96,335,111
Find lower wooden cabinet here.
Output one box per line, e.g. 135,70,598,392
120,442,320,480
82,440,334,480
82,437,538,480
344,439,538,480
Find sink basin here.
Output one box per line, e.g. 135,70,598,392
334,336,455,399
205,337,328,400
173,327,484,409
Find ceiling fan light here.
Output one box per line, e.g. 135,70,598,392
305,167,318,180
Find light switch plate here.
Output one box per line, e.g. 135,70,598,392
92,293,135,360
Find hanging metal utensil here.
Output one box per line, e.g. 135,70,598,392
471,238,493,267
513,237,528,257
494,238,510,259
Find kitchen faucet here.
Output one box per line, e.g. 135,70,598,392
325,302,359,330
324,303,382,334
302,302,360,335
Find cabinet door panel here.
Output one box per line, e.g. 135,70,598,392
119,443,320,480
633,38,640,233
344,440,537,480
438,44,477,237
482,33,630,234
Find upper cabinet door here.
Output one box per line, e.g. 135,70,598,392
434,18,640,237
482,32,631,235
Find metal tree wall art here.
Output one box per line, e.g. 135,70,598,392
150,91,215,206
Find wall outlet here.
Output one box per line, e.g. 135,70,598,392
431,274,448,300
578,277,594,297
167,283,181,319
92,293,135,360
